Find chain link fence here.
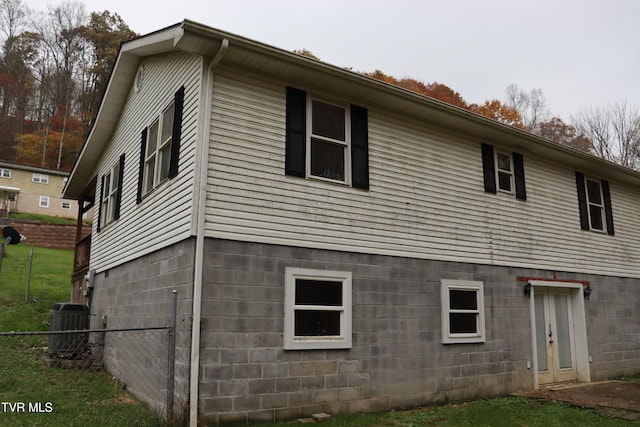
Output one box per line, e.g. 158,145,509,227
0,293,182,426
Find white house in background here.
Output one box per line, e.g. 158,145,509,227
0,161,81,219
63,20,640,425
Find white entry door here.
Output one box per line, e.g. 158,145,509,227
534,287,578,384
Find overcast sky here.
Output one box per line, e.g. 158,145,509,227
31,0,640,121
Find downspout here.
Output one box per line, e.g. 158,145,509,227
190,38,229,427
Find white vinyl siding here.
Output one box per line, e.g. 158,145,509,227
89,52,201,273
204,69,640,278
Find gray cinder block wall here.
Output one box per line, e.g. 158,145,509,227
87,236,640,424
198,238,640,425
89,238,196,414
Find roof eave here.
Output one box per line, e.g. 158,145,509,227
64,19,640,199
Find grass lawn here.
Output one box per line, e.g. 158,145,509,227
8,212,92,226
244,397,640,426
0,241,161,426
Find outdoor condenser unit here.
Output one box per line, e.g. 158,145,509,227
48,303,90,356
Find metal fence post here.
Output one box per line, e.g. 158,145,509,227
167,290,177,419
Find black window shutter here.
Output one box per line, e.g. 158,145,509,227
513,152,526,200
285,87,306,177
168,85,185,179
602,179,615,235
575,172,589,230
97,175,104,232
351,104,369,190
481,143,496,194
114,153,125,220
137,128,147,204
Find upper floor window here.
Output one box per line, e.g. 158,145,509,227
496,151,513,193
309,99,348,182
575,172,614,235
32,173,49,184
98,154,125,231
0,168,10,178
285,87,369,190
481,143,526,200
441,279,486,344
136,86,185,203
284,267,352,350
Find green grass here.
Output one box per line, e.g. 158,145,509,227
8,212,91,226
0,242,75,330
245,397,640,427
0,241,161,426
616,373,640,383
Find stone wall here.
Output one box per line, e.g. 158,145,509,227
1,220,91,250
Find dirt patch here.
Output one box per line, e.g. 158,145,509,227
517,381,640,420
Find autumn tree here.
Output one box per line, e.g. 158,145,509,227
80,11,136,125
537,117,592,152
0,3,136,171
423,82,467,109
292,49,319,60
572,101,640,169
469,99,524,128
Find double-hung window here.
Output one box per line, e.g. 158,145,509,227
441,279,486,344
285,87,369,189
309,99,348,182
481,143,526,200
575,172,614,235
32,173,49,184
284,268,352,350
39,196,49,208
98,154,125,231
136,86,185,203
143,103,175,194
496,151,514,193
0,168,10,178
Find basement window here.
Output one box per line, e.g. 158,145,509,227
441,279,486,344
284,267,352,350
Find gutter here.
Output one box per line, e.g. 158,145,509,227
189,37,229,427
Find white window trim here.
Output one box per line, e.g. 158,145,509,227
441,279,486,344
61,202,70,209
32,173,49,184
584,176,605,233
143,101,174,195
306,97,351,185
284,267,352,350
0,168,10,178
100,161,120,227
495,151,514,194
39,195,49,208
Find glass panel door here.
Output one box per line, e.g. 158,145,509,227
535,287,577,384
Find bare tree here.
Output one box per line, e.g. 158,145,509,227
572,101,640,169
32,1,88,169
0,0,27,41
505,83,550,132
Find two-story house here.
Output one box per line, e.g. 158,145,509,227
63,21,640,425
0,161,81,219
